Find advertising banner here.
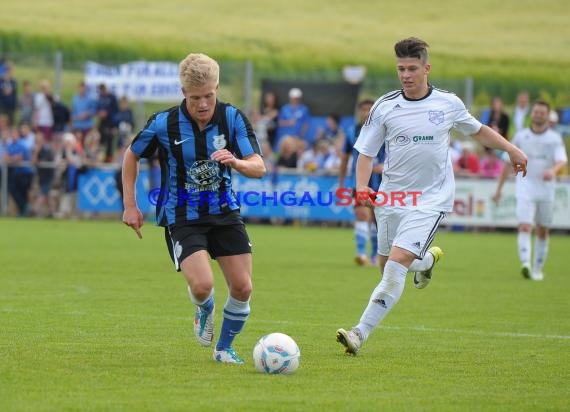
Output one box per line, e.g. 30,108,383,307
85,61,182,102
77,169,570,229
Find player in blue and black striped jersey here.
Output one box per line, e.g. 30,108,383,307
338,99,385,267
122,53,266,364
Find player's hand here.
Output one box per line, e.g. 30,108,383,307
123,206,144,239
543,169,555,181
211,149,238,168
355,186,375,208
492,191,501,206
507,147,528,177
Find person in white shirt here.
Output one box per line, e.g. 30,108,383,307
493,100,567,281
336,37,528,356
513,91,530,133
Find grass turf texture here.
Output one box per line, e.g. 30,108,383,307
1,0,570,87
1,219,569,411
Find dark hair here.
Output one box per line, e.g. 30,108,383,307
358,99,374,108
394,37,429,63
533,99,550,112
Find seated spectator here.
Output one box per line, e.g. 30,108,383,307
82,129,104,167
298,139,331,173
315,113,345,145
113,96,134,149
55,132,83,219
486,96,510,140
260,140,275,174
276,135,300,169
454,141,480,177
18,121,35,152
479,147,504,179
275,88,311,150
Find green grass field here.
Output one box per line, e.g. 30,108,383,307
1,0,570,86
1,219,569,411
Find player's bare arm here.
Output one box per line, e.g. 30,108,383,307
544,160,568,181
355,153,374,207
210,150,266,178
473,125,528,176
121,146,144,239
492,158,512,205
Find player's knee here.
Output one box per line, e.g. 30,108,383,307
190,282,214,302
518,224,533,233
230,278,252,301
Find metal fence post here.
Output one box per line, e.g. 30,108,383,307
465,76,474,110
54,51,63,99
244,60,253,115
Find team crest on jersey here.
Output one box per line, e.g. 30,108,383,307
174,241,183,259
213,134,227,150
428,110,445,125
186,160,221,191
394,135,411,146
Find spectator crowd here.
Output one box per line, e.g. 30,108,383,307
0,58,568,219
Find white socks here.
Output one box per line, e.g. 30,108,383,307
408,253,434,272
517,232,531,266
356,260,408,341
534,237,549,274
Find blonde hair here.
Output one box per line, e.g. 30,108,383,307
179,53,219,90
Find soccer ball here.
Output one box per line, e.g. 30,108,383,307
253,333,301,374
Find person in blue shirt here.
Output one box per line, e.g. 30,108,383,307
4,130,34,216
71,81,98,142
338,99,385,267
275,87,311,150
122,53,265,364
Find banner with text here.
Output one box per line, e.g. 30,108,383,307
77,169,570,229
85,61,182,102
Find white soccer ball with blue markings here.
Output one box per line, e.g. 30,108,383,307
253,333,300,374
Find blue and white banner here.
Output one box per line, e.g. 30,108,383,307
77,168,154,214
85,61,182,102
77,168,570,228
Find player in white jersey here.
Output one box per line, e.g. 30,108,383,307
493,100,568,281
336,37,528,355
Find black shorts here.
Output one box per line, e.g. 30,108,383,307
165,213,252,270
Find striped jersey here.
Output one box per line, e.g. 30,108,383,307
130,100,261,226
354,86,482,211
510,127,567,201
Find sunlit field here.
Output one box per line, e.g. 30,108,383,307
1,219,569,411
1,0,570,84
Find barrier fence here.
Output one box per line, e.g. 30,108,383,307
3,164,567,229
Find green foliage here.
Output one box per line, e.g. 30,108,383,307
1,0,570,93
1,219,569,411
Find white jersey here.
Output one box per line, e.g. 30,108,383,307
511,127,567,202
354,87,482,211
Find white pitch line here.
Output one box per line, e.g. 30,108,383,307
255,319,570,340
380,325,570,340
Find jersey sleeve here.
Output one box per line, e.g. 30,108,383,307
553,133,568,163
130,113,160,158
451,96,482,136
353,109,386,157
231,107,262,159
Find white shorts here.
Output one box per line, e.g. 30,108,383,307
516,199,554,227
374,207,446,258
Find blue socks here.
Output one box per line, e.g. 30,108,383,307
216,296,250,351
